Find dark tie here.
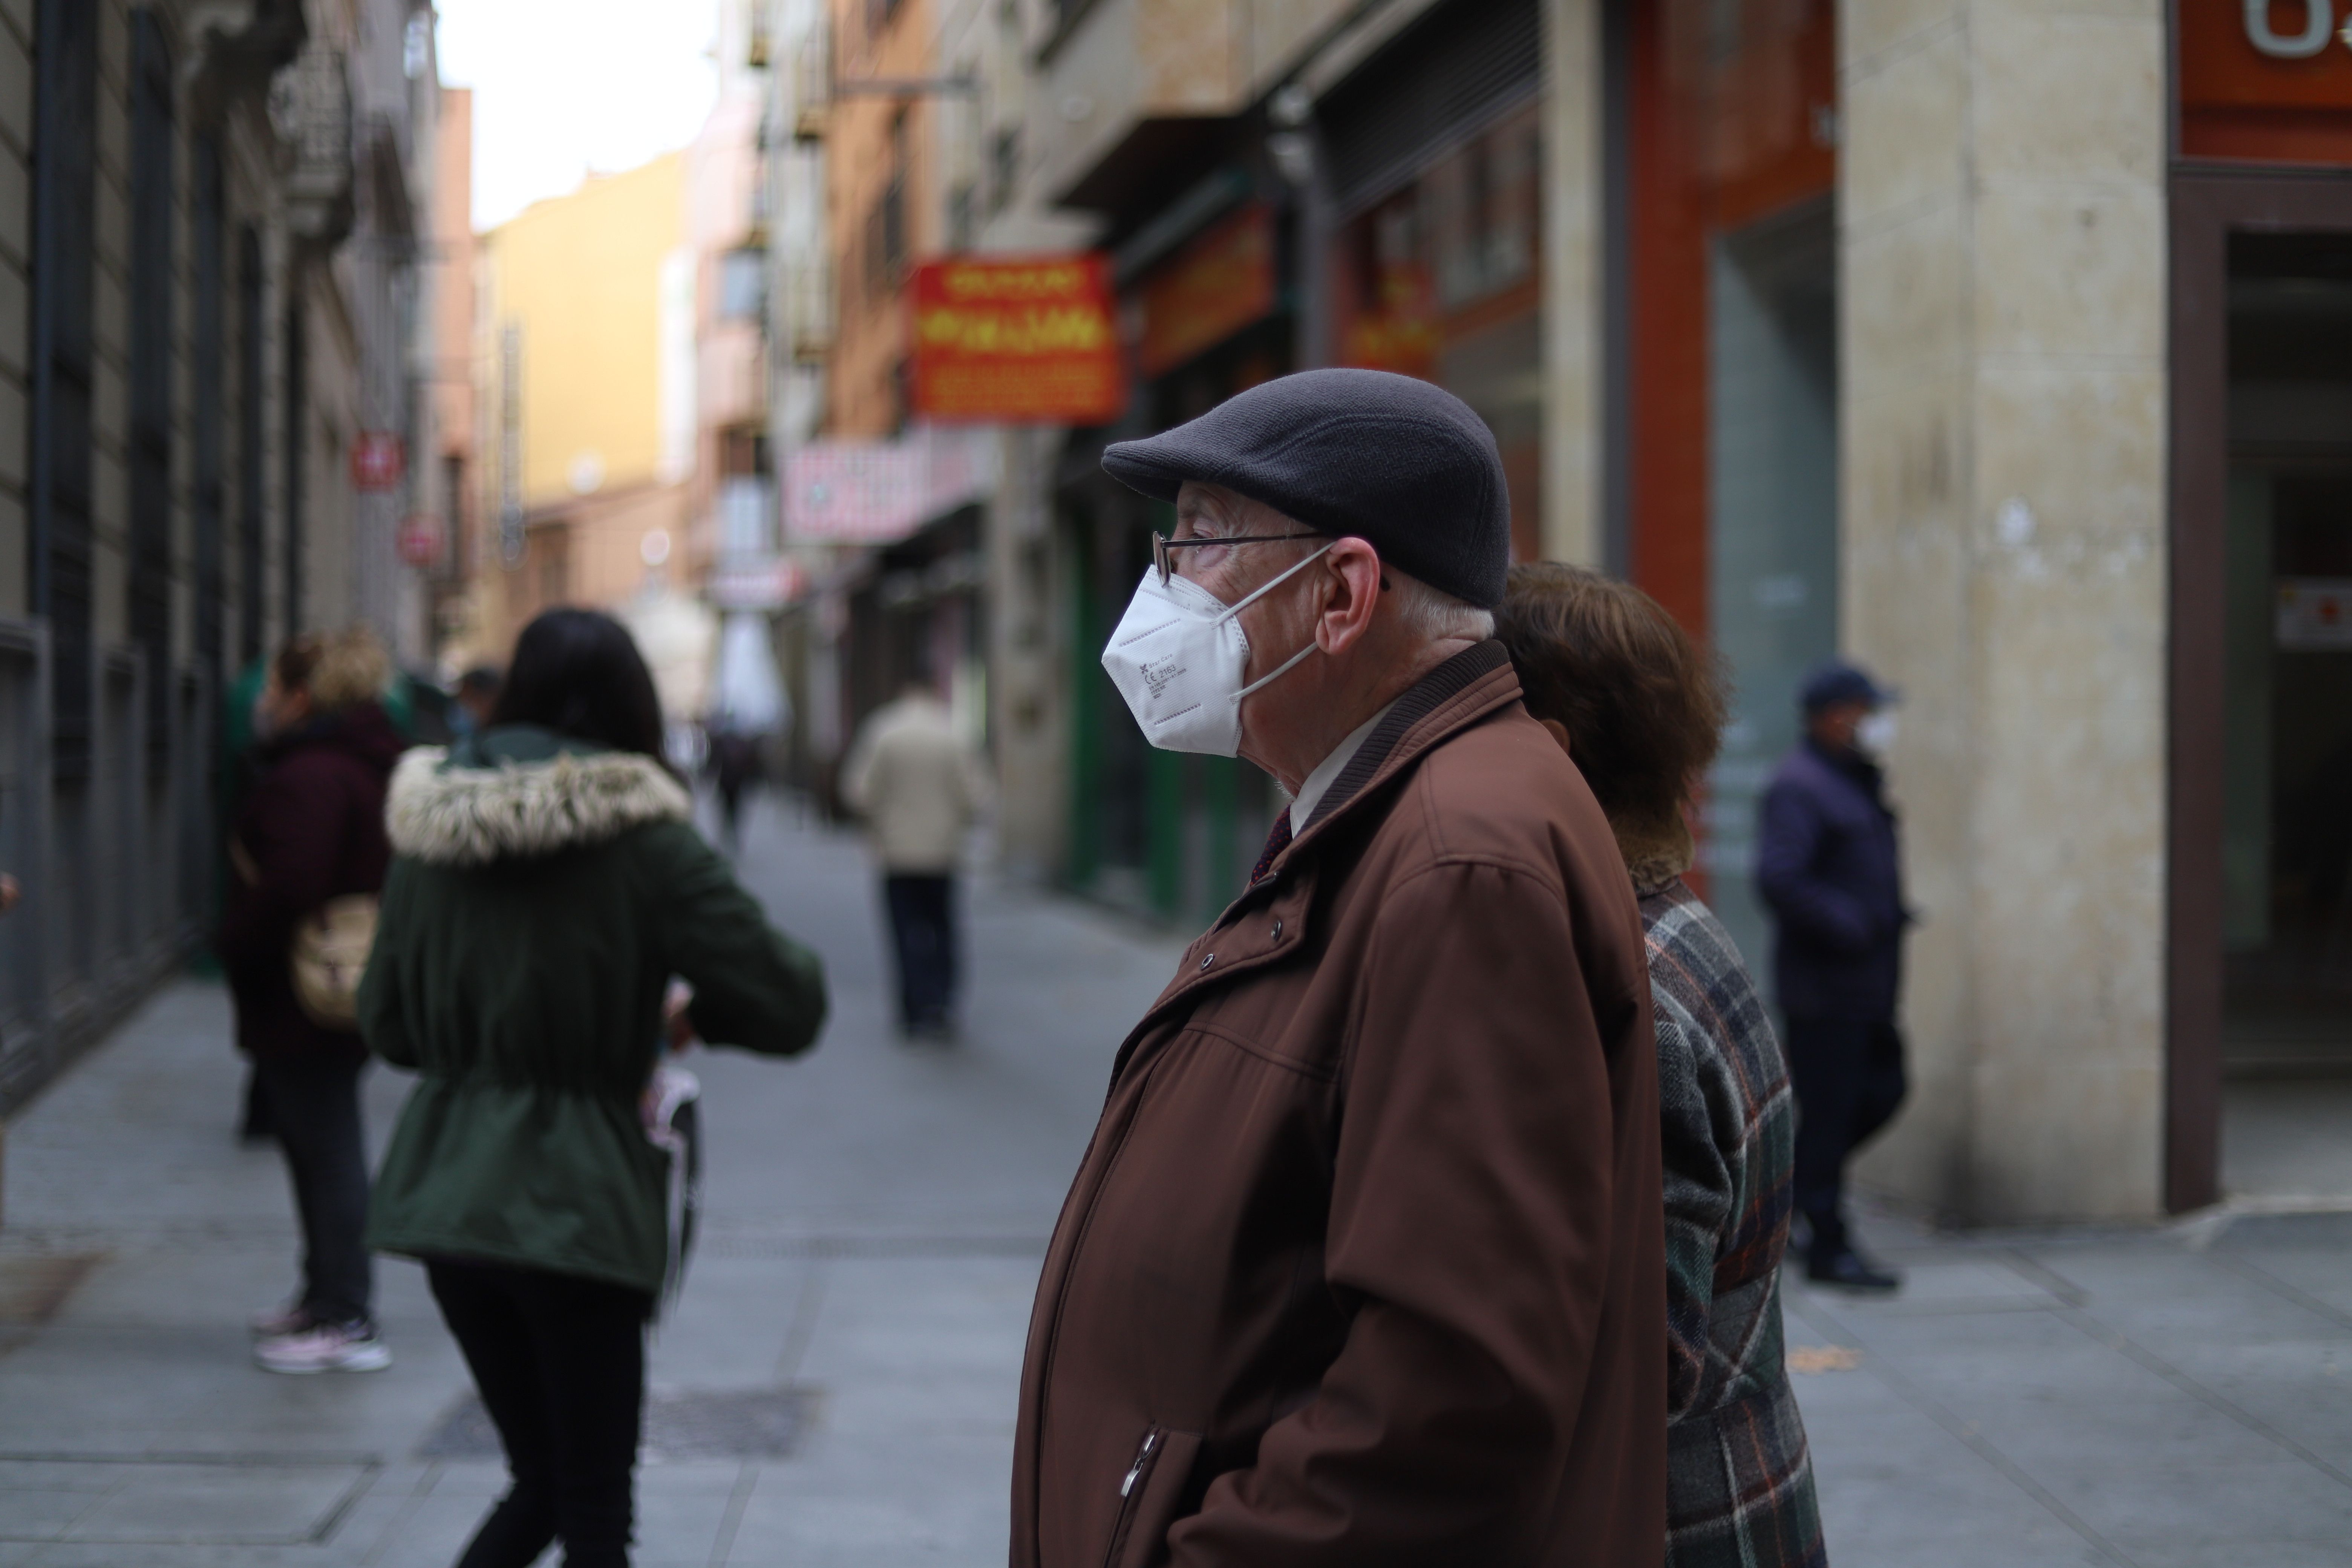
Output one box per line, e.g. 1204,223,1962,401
1250,808,1294,886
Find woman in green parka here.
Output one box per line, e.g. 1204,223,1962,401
359,609,827,1568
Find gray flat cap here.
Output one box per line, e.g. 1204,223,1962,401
1101,368,1511,609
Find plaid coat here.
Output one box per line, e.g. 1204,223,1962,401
1641,874,1827,1568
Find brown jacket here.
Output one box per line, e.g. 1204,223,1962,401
1012,642,1667,1568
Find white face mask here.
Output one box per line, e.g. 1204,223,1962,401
1856,710,1899,756
1100,542,1335,756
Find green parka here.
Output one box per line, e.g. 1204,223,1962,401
359,725,827,1295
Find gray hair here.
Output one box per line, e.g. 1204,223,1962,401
1390,567,1496,643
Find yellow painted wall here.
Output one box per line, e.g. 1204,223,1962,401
482,155,685,508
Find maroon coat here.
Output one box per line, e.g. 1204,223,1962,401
1012,643,1667,1568
219,701,403,1064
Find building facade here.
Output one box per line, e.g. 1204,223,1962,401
0,0,441,1115
767,0,2352,1222
460,153,694,663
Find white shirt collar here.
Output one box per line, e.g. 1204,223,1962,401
1286,700,1397,829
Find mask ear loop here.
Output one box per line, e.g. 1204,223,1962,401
1218,541,1335,622
1224,541,1338,703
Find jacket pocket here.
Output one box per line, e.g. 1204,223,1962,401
1101,1424,1203,1568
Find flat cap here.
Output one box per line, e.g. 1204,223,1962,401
1101,368,1511,609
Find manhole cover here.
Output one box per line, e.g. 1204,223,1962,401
419,1387,815,1462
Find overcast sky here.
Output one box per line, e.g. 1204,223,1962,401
436,0,723,232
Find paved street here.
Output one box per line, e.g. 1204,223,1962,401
0,796,2346,1564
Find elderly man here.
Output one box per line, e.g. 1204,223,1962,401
1011,370,1666,1566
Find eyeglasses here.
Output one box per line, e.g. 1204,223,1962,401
1152,530,1321,585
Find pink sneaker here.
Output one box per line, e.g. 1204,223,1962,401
254,1320,392,1374
247,1302,311,1338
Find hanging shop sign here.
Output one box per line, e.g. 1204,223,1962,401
910,255,1125,424
2181,2,2352,165
351,432,406,492
709,555,808,611
395,513,444,568
1136,204,1276,378
784,428,998,544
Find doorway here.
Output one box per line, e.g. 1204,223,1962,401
2170,179,2352,1210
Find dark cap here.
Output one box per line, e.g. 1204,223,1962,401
1101,369,1511,609
1800,661,1896,714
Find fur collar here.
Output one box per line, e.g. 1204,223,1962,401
386,745,692,866
1618,814,1695,899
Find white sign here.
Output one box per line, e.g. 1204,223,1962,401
2277,577,2352,649
784,428,997,545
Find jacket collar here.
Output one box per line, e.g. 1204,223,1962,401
1106,641,1523,1088
386,727,691,866
1278,639,1516,870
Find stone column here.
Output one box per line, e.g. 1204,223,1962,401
1840,0,2169,1221
1542,0,1604,565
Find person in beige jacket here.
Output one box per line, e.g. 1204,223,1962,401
841,680,989,1039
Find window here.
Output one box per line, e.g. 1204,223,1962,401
285,286,307,632
720,247,768,320
991,127,1021,214
130,11,175,757
31,0,99,780
238,227,266,665
949,182,976,252
192,137,226,691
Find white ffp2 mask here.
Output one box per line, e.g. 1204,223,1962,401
1099,544,1335,755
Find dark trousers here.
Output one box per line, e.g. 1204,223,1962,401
1785,1015,1907,1265
883,873,957,1028
252,1053,372,1323
426,1258,654,1568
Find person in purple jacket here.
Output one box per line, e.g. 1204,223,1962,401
1756,661,1909,1292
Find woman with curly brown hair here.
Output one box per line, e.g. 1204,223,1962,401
221,627,405,1374
1497,563,1826,1568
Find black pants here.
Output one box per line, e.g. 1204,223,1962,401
1784,1016,1907,1265
883,873,957,1028
427,1258,654,1568
252,1053,372,1323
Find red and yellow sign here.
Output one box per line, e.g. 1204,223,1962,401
2181,2,2352,165
1137,205,1277,378
910,255,1125,424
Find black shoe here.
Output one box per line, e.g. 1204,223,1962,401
1807,1250,1900,1292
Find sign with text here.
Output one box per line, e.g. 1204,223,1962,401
395,514,444,568
2278,577,2352,648
784,429,997,544
2181,1,2352,164
351,432,406,492
1137,204,1276,379
910,256,1125,424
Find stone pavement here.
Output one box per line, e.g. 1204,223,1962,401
0,793,2344,1565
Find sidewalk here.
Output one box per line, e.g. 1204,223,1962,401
0,796,2344,1564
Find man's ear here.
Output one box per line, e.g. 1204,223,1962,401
1314,538,1385,655
1538,717,1573,760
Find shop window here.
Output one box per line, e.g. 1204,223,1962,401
1621,0,1837,936
1332,104,1545,562
2220,232,2352,1071
720,246,768,319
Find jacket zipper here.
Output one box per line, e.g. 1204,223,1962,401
1119,1428,1160,1497
1102,1426,1164,1568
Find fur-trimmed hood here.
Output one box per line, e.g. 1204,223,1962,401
1617,813,1695,900
386,742,692,867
